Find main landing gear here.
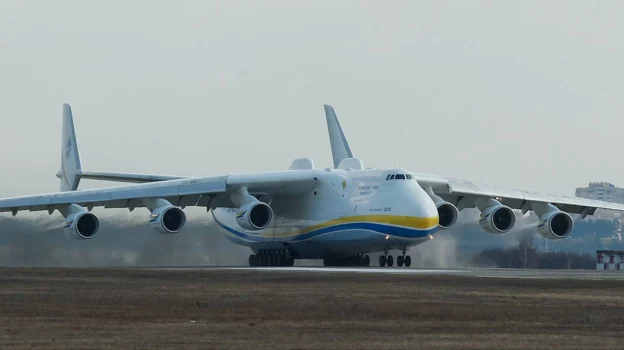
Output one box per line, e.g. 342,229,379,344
323,254,370,267
379,249,411,267
249,249,294,267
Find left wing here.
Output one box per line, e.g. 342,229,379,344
414,173,624,217
323,104,624,218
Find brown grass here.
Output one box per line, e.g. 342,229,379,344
1,268,623,349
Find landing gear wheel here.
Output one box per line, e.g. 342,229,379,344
386,255,394,267
404,255,412,267
379,255,387,267
249,254,257,267
397,255,404,267
286,257,295,266
363,255,370,266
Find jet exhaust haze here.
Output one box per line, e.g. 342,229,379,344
0,210,249,267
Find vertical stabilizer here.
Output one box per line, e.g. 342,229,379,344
324,104,354,168
56,103,83,191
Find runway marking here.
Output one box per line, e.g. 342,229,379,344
204,267,465,274
144,267,624,280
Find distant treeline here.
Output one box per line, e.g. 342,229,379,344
468,230,597,269
472,248,596,269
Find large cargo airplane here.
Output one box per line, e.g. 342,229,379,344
1,104,623,267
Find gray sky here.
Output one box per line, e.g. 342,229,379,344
1,0,623,198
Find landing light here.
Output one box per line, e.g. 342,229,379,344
385,235,389,240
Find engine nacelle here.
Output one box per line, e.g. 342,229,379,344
425,191,459,229
63,211,100,240
537,211,574,239
479,205,516,233
236,202,274,230
436,202,459,229
149,205,186,234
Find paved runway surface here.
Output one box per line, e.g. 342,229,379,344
150,266,624,280
3,267,624,349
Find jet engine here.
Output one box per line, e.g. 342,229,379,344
435,202,459,229
64,211,100,240
236,202,274,230
479,204,516,233
149,205,187,234
425,191,459,229
537,210,574,239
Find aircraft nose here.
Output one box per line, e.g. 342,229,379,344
410,191,440,228
417,191,439,217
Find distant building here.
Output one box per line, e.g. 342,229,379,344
576,182,624,219
575,182,624,202
596,250,624,270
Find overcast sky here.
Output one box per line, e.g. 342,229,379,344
1,0,623,198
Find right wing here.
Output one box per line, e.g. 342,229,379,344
0,170,317,215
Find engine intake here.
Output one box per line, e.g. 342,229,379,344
236,202,274,230
150,206,186,234
64,212,100,240
538,211,574,239
437,202,459,229
479,205,515,233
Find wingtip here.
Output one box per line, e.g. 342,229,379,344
324,104,335,115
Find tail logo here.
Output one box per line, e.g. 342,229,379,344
65,138,73,158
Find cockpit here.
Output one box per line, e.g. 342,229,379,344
385,174,414,180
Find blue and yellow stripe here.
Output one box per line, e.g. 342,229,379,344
213,214,439,243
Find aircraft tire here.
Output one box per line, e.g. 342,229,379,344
378,255,386,267
397,255,404,267
277,253,285,266
404,255,412,267
387,255,394,267
249,254,257,267
363,255,370,266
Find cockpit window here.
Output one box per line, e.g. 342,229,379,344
386,174,413,180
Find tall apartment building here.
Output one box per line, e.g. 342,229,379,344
575,182,624,203
575,182,624,219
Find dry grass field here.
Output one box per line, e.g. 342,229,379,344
1,268,623,349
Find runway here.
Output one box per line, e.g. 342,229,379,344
2,266,624,349
150,266,624,280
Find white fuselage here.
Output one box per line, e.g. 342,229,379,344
211,168,440,259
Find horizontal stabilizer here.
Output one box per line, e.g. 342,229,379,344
81,171,184,184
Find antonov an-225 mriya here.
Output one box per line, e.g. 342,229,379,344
1,104,623,267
